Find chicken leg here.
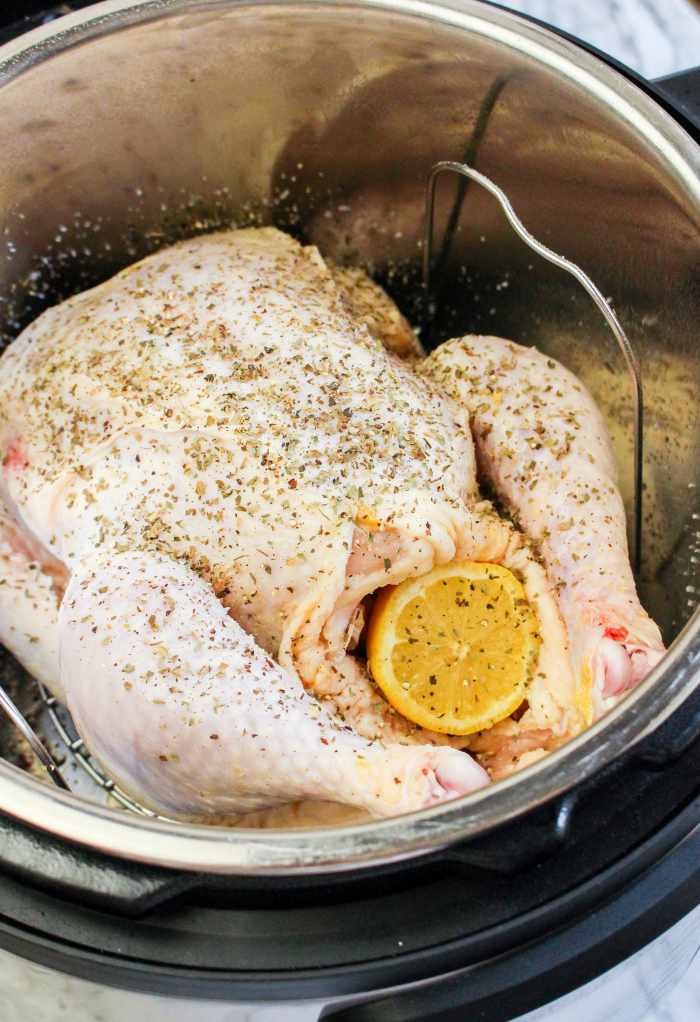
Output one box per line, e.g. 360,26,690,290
60,550,489,818
424,335,664,724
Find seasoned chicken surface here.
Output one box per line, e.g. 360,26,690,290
0,227,663,816
326,264,425,361
424,337,664,728
0,227,502,817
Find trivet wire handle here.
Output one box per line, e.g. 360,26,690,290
423,160,643,575
0,682,70,790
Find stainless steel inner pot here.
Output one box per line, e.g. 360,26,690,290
0,0,699,873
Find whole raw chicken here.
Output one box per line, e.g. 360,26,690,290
0,227,664,819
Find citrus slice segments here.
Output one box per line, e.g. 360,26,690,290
366,560,540,734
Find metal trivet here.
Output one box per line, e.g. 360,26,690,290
0,673,173,811
0,163,644,800
37,680,168,812
0,681,69,790
423,161,643,577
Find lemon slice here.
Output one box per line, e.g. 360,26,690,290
366,560,540,734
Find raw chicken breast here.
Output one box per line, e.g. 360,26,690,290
0,227,503,817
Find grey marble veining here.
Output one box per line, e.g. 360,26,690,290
497,0,700,79
507,903,700,1022
655,960,700,1022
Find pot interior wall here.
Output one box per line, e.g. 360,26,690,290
0,0,699,778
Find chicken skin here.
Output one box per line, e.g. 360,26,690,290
424,337,664,728
0,227,663,815
0,227,500,817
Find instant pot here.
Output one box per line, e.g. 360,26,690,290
2,0,700,1019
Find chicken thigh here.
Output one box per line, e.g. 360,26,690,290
0,227,501,817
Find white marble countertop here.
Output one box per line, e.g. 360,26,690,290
495,6,700,1022
497,0,700,80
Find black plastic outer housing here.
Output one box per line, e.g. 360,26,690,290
0,3,700,1022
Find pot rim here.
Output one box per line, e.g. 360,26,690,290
0,0,699,874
